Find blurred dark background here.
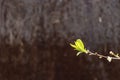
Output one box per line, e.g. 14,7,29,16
0,0,120,80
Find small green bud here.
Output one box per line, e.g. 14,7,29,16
70,39,88,56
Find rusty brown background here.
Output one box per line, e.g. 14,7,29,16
0,0,120,80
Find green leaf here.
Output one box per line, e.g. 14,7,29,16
70,43,80,51
76,39,84,49
70,43,77,49
70,39,88,55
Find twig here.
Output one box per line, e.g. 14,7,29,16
88,51,120,60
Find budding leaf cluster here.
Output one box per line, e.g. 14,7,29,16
70,39,88,56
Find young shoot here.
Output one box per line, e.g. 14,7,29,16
70,39,120,62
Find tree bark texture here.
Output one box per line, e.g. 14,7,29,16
0,0,120,80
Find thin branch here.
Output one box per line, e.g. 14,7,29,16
88,51,120,60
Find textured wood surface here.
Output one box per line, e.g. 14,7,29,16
0,0,120,80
